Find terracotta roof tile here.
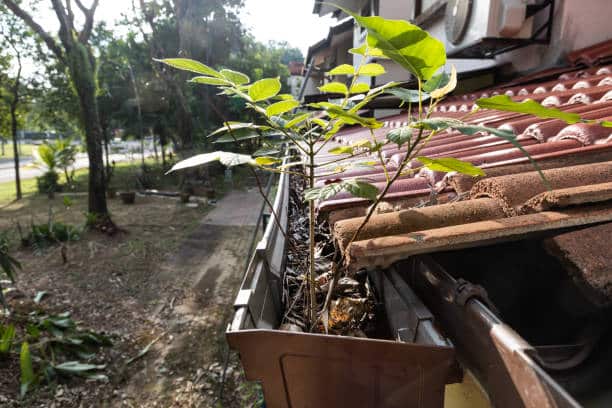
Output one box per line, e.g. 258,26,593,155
308,55,612,292
544,222,612,307
567,39,612,67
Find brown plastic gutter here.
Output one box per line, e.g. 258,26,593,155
226,157,461,408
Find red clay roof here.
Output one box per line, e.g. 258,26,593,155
313,63,612,213
309,43,612,302
567,39,612,67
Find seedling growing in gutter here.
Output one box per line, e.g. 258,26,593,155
157,7,608,330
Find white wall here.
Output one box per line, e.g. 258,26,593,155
423,0,612,74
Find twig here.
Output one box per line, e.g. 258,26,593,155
126,332,165,365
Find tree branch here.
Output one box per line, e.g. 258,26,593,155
1,0,65,62
65,0,75,29
75,0,99,43
50,0,73,47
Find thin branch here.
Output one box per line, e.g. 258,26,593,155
65,0,75,29
76,0,99,43
321,126,426,313
1,0,65,62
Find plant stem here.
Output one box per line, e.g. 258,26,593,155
307,143,317,327
322,126,425,312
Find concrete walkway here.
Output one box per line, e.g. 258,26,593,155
123,187,264,405
202,188,263,226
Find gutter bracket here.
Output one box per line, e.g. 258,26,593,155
454,279,498,314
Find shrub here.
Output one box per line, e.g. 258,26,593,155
0,232,20,310
22,222,80,250
36,171,60,195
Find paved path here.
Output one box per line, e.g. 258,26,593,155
0,151,155,183
201,188,263,226
123,187,264,405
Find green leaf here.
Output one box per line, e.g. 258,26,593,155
412,118,550,188
387,126,414,147
386,88,428,103
209,122,262,137
423,72,449,93
219,86,253,101
0,324,15,353
349,43,389,59
429,65,457,99
343,179,379,200
166,151,254,173
319,82,349,94
328,146,354,155
52,361,108,381
253,148,280,157
33,291,48,304
220,69,250,85
417,157,485,177
249,78,282,102
350,83,370,94
339,8,446,80
351,139,373,149
601,120,612,128
208,122,269,143
313,103,382,128
412,118,515,139
475,95,581,124
20,342,35,397
190,76,232,86
154,58,222,78
255,156,281,166
285,113,311,128
358,63,386,77
304,180,379,201
328,64,355,76
213,128,260,143
367,81,403,96
274,93,295,101
312,118,328,128
266,100,299,117
279,161,304,170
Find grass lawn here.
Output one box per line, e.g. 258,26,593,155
0,142,36,158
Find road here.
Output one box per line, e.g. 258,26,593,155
0,151,156,183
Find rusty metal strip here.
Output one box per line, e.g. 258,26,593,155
348,205,612,272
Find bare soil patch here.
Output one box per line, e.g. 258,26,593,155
0,190,262,407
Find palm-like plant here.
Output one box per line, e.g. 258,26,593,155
33,143,58,171
34,139,78,193
53,138,77,185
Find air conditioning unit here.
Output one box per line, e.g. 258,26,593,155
445,0,537,57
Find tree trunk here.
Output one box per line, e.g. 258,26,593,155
168,76,193,151
101,122,111,184
66,44,108,218
10,51,22,200
10,103,21,200
152,129,159,163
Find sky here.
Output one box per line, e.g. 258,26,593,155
240,0,336,55
31,0,336,57
12,0,335,78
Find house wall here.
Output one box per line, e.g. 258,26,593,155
495,0,612,71
423,0,612,73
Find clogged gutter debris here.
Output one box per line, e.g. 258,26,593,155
281,174,376,335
